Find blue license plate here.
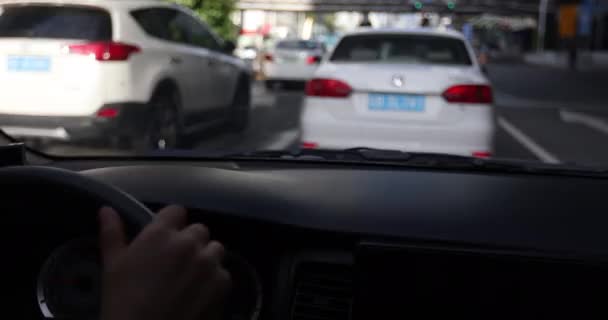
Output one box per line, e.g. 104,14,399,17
368,93,425,112
7,56,51,72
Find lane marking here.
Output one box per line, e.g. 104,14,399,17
498,117,560,164
262,129,300,150
560,110,608,136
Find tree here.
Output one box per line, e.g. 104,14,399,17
322,13,337,33
170,0,237,40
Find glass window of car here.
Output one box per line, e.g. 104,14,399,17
178,13,222,51
131,8,220,50
276,40,323,51
131,8,187,44
330,34,472,65
0,5,111,40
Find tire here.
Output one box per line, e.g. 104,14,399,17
265,80,274,91
229,76,251,132
135,88,182,151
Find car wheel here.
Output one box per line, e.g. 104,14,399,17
229,76,251,132
138,90,181,151
265,80,274,91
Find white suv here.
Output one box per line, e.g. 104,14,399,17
0,0,250,150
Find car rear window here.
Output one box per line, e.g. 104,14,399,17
277,40,322,50
0,5,112,40
330,34,472,65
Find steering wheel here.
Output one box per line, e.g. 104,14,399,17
0,166,154,231
0,166,155,319
1,166,260,320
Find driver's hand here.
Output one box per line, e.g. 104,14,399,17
99,205,231,320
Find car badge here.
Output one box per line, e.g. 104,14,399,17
392,75,404,88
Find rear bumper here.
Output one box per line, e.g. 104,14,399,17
300,98,495,156
264,63,317,81
0,103,148,142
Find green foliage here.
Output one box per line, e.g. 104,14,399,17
170,0,237,40
305,13,337,34
322,14,337,33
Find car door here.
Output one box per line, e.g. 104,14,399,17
198,24,240,109
183,15,239,110
167,10,215,120
130,8,211,120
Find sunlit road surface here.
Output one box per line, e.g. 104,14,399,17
39,60,608,167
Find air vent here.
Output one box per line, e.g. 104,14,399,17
291,262,353,320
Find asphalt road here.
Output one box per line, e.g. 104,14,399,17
490,62,608,166
41,61,608,167
192,83,303,155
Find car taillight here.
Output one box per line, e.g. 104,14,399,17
264,53,273,62
472,151,492,159
67,41,141,61
97,108,119,118
442,85,493,104
305,79,352,98
306,56,322,65
301,141,319,149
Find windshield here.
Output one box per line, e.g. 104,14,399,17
276,40,323,50
0,0,606,169
330,34,472,65
0,5,112,40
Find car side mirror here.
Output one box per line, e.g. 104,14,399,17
223,41,236,54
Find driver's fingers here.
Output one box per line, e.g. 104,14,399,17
203,241,226,264
182,223,210,247
154,205,188,230
99,207,127,266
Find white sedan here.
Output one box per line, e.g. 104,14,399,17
263,40,326,88
300,28,495,158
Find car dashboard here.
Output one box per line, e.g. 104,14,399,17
5,157,608,320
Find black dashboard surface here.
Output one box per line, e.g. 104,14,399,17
67,161,608,257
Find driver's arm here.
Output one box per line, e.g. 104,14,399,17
99,205,231,320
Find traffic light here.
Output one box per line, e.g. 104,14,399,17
447,1,456,10
414,1,423,10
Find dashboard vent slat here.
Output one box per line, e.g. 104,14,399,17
291,262,353,320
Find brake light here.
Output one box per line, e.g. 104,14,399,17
305,79,352,98
472,151,492,159
97,108,119,118
264,53,273,62
302,142,319,149
442,85,493,104
306,55,322,65
67,41,141,61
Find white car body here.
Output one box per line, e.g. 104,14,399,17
0,0,249,147
301,28,495,157
263,40,325,85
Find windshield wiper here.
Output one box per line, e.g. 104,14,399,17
229,148,608,178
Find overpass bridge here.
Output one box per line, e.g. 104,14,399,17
236,0,547,14
235,1,608,52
